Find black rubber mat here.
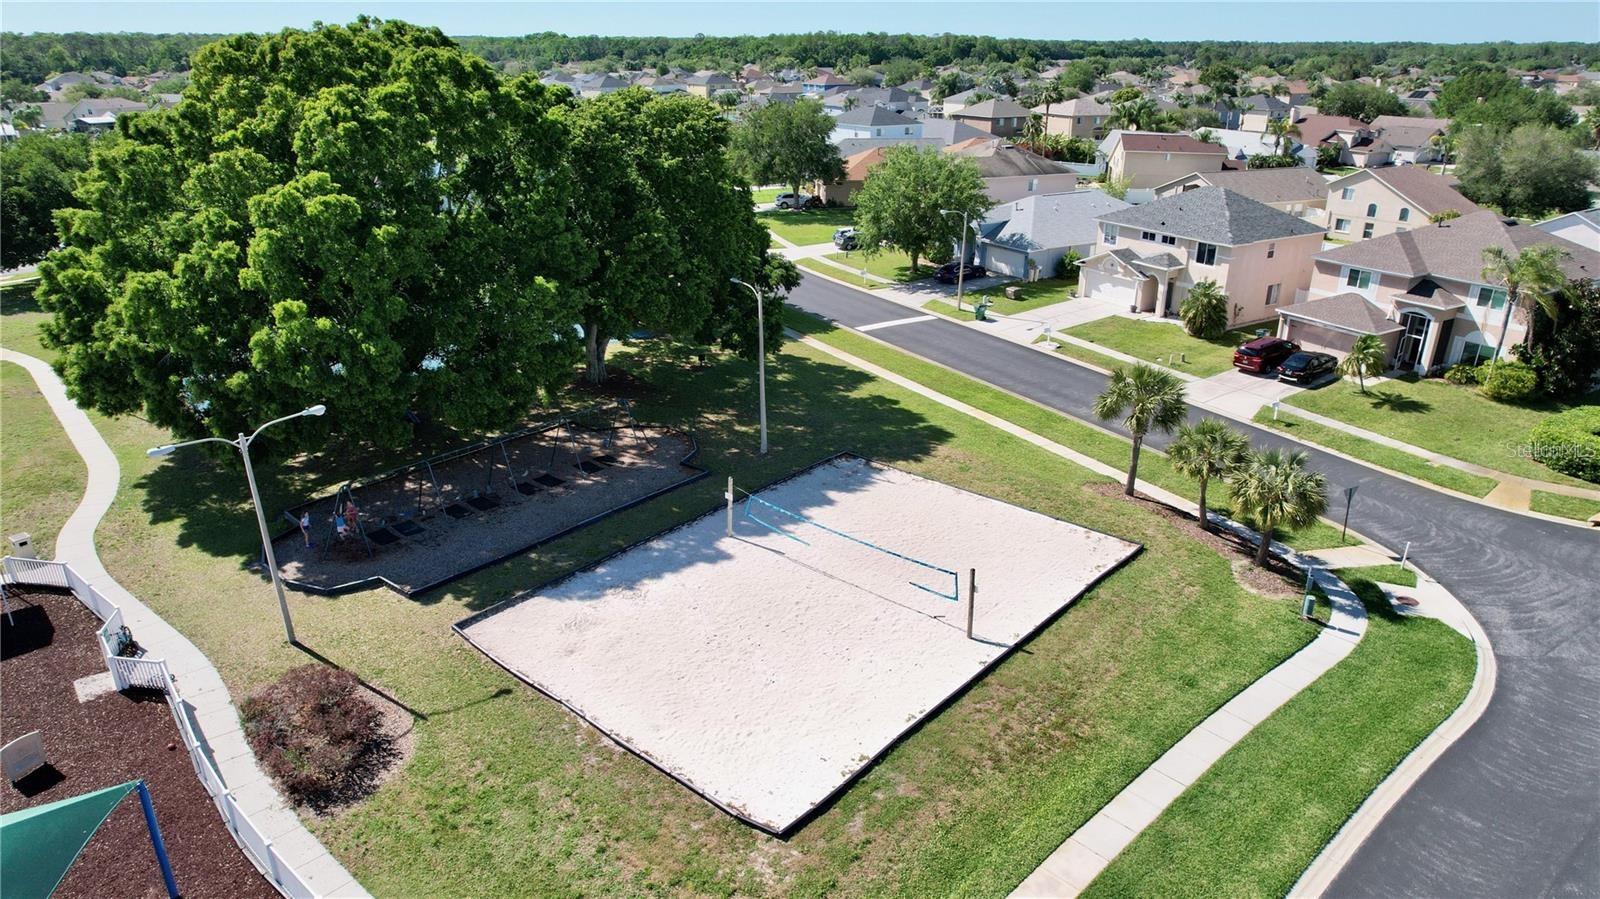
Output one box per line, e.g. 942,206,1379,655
575,460,605,474
466,495,500,512
534,473,565,487
367,527,401,546
393,520,424,536
515,481,541,496
594,453,621,466
444,503,472,519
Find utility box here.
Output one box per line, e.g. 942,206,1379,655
1005,286,1023,300
8,534,36,559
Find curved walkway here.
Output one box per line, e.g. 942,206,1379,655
790,274,1600,898
1,349,369,899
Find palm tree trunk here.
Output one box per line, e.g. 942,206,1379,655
1125,435,1142,496
1255,516,1274,566
1491,292,1518,362
1197,477,1209,531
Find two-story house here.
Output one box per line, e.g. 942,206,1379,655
830,106,923,143
1153,167,1328,219
945,139,1079,202
1032,95,1113,139
1099,132,1228,190
948,98,1033,138
684,71,735,98
1277,211,1600,371
1077,187,1326,322
1324,166,1479,240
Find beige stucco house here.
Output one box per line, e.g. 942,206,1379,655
1077,187,1326,323
1279,211,1600,371
1032,96,1113,139
948,97,1033,138
1099,132,1227,189
1324,166,1480,240
945,139,1078,203
1154,167,1327,219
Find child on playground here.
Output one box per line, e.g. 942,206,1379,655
299,512,315,548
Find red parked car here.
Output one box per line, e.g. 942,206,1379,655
1233,336,1299,374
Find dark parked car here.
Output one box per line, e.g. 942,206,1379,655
833,227,858,250
1232,336,1299,374
1277,351,1338,384
935,261,986,284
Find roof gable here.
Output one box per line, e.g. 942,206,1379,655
1097,187,1324,245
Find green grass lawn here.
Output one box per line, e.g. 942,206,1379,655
0,362,88,558
751,186,782,205
1,281,56,362
1282,375,1599,488
1333,563,1418,588
3,310,1325,896
1531,490,1600,522
1035,334,1129,373
792,311,1358,553
1064,318,1263,378
825,248,932,283
755,207,856,245
794,255,884,289
1253,409,1499,498
968,276,1080,315
1083,580,1475,899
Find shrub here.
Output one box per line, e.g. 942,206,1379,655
1444,363,1481,385
1179,279,1229,339
1479,360,1540,402
1528,406,1600,483
1056,249,1081,280
241,665,385,803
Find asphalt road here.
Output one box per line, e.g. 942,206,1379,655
788,273,1600,898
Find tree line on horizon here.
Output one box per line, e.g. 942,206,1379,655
3,28,1597,86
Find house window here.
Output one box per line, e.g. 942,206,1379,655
1028,178,1038,191
1161,234,1176,245
904,127,912,135
1334,218,1351,233
1474,285,1507,309
1362,223,1375,239
1104,224,1118,245
1365,203,1378,217
1399,207,1411,222
1346,268,1372,290
1341,187,1355,200
1459,341,1496,365
1195,242,1217,265
1267,242,1276,259
1266,283,1281,305
1164,152,1172,161
1141,230,1156,241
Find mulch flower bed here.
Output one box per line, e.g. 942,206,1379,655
1,587,276,899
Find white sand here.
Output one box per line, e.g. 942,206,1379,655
458,456,1139,833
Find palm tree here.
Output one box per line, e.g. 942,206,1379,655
1584,107,1600,149
1178,279,1228,338
1480,244,1569,360
1428,132,1455,171
1168,419,1249,532
1093,364,1189,496
1037,81,1065,131
1339,334,1388,393
1227,448,1328,567
1265,117,1301,157
1108,97,1158,132
842,95,859,112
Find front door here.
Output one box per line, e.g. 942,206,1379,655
1396,311,1430,370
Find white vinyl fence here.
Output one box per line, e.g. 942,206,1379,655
3,557,317,899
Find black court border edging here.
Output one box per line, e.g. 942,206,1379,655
269,425,709,598
452,451,1144,837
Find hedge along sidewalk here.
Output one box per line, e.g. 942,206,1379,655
0,348,371,899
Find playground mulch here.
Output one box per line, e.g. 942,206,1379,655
274,425,704,595
0,587,275,899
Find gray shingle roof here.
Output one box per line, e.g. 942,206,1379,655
954,97,1032,120
1278,292,1405,335
1097,187,1325,246
951,141,1076,177
979,191,1133,253
1160,168,1328,205
834,106,917,127
1315,210,1600,284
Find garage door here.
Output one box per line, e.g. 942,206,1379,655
1085,269,1137,303
984,248,1027,278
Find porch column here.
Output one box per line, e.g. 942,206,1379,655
1417,315,1442,373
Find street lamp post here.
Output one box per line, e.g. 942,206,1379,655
730,278,769,455
148,404,326,644
940,208,971,311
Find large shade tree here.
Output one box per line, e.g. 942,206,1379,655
36,18,583,448
850,145,988,274
0,132,92,268
727,97,843,202
562,87,776,383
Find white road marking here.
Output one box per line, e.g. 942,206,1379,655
856,315,937,332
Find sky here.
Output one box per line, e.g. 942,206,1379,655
2,0,1597,43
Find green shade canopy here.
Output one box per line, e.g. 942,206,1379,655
0,780,138,899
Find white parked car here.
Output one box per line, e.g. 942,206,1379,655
773,192,818,210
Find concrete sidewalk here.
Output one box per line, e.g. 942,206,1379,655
2,349,369,898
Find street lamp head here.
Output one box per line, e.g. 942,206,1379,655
303,404,327,417
146,445,177,459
